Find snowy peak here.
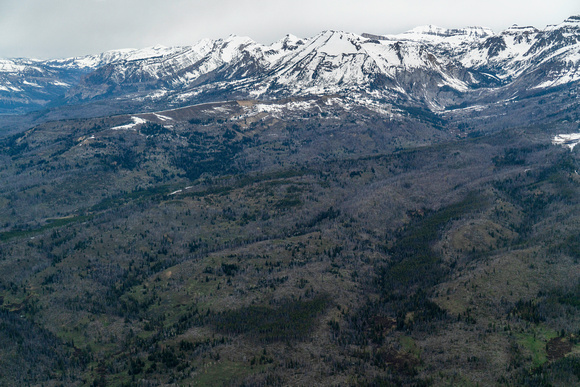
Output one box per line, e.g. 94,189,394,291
276,34,305,51
0,58,42,74
457,15,580,87
214,35,258,61
502,25,539,35
42,46,191,72
547,15,580,30
307,30,363,55
402,25,494,39
373,25,494,49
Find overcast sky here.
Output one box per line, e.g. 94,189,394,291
1,0,579,59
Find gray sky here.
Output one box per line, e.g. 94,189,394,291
1,0,579,59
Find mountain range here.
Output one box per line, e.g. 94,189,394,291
1,16,579,121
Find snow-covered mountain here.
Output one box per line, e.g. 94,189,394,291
462,16,580,88
64,30,487,111
0,47,180,114
2,16,580,116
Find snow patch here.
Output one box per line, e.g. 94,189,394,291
51,80,70,87
154,113,173,121
0,84,23,92
553,133,580,150
238,100,320,119
22,80,41,88
111,117,148,131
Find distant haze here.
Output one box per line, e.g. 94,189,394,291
1,0,579,59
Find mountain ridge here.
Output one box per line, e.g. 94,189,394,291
0,16,579,126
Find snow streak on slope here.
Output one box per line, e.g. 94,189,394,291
110,117,148,131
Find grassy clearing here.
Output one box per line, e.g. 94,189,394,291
0,214,92,242
399,335,421,359
517,327,558,367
